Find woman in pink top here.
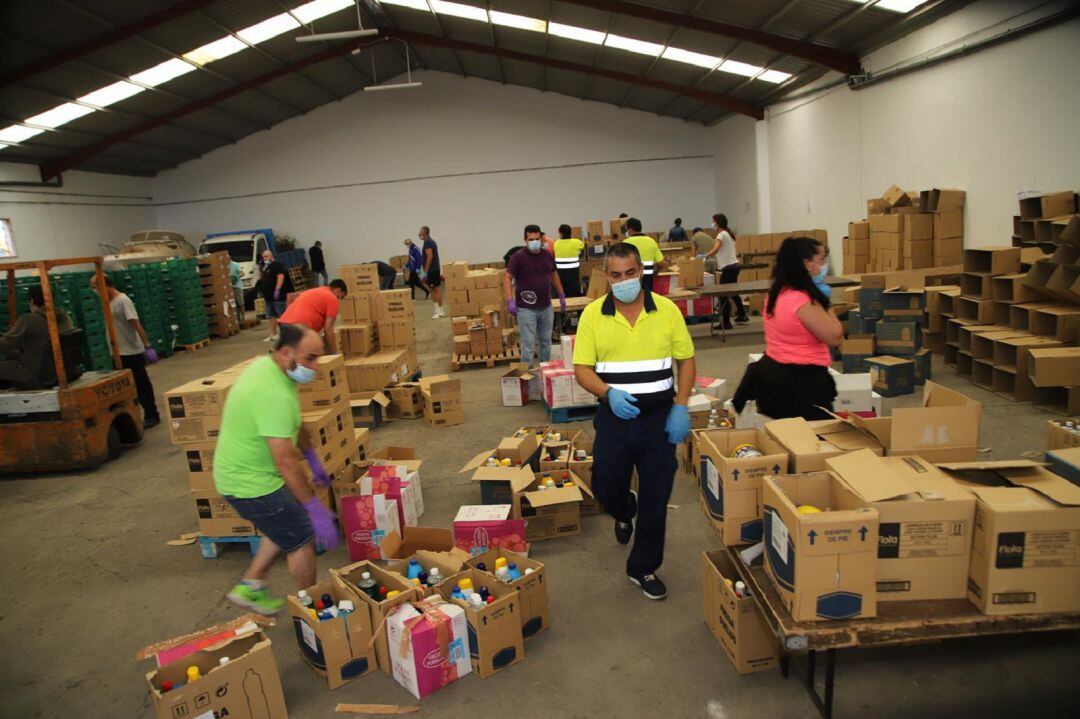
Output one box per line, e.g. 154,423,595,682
733,236,844,420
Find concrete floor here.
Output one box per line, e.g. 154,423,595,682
2,299,1078,719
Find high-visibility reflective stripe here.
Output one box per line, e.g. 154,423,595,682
607,378,674,395
642,260,655,275
595,357,672,373
556,260,580,269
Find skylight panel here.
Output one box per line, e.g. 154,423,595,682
376,0,429,11
79,81,144,107
183,36,247,65
294,0,357,23
872,0,925,12
662,46,721,69
758,69,792,84
604,34,663,57
0,125,45,144
238,13,301,44
431,1,488,22
130,58,198,87
548,22,605,44
24,103,95,128
489,10,546,32
718,59,763,77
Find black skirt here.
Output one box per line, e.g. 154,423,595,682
732,354,837,421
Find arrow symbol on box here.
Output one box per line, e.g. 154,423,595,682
773,464,781,475
509,602,515,613
732,469,740,482
859,526,868,541
482,616,488,626
808,529,817,545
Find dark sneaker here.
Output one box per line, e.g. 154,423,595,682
615,519,633,545
143,416,161,429
735,314,750,324
722,319,734,330
629,573,668,600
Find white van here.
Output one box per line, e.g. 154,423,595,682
198,232,271,307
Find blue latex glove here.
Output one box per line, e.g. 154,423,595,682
144,347,159,364
507,299,518,316
607,388,640,420
665,405,691,444
302,448,331,488
696,254,706,259
419,268,427,282
558,293,567,312
302,497,339,550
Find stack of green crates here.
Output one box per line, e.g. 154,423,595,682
107,262,175,358
159,257,209,346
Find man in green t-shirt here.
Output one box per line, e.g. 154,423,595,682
214,323,338,614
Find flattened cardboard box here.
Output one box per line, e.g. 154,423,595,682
702,550,779,674
763,472,879,621
697,428,788,546
765,417,883,472
827,451,974,601
466,548,550,639
146,628,287,719
287,579,376,688
436,568,526,678
940,461,1080,615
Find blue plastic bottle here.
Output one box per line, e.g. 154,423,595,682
406,558,423,580
451,587,465,601
507,562,522,581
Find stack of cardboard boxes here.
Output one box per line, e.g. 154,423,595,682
299,353,366,506
444,264,518,360
452,310,517,359
1014,190,1077,249
197,251,239,338
844,221,869,274
843,277,931,396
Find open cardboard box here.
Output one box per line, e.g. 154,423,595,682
466,548,550,639
513,470,592,541
848,381,982,462
939,460,1080,615
697,428,788,546
461,450,536,505
702,550,779,674
435,568,525,678
765,416,883,472
331,560,422,675
287,579,377,688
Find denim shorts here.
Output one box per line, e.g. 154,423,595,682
266,300,287,318
225,487,313,552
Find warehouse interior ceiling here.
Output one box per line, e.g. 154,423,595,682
0,0,969,180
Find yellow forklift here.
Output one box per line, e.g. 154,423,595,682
0,257,143,473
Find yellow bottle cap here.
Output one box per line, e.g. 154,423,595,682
459,578,474,593
412,578,421,585
494,557,508,569
186,666,200,682
797,505,822,514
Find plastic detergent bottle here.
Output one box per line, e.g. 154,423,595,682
469,593,485,609
478,587,491,601
494,557,508,572
426,567,442,586
407,559,423,580
458,577,474,597
386,590,401,599
297,590,313,608
475,562,486,572
378,586,388,601
160,681,174,693
496,566,511,582
357,571,378,599
524,567,535,576
451,587,466,601
507,563,522,581
321,594,333,608
411,578,422,586
186,666,201,683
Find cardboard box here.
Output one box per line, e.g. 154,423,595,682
340,494,400,561
867,198,889,216
934,211,964,239
338,294,374,323
340,264,380,294
827,451,974,601
849,381,982,462
927,188,966,212
335,323,375,358
344,349,410,392
841,336,875,374
376,319,415,350
420,374,463,427
702,550,780,674
963,246,1020,275
384,382,424,419
904,241,933,269
882,184,910,208
875,319,921,355
436,568,526,678
453,505,527,555
763,472,879,621
941,461,1080,615
350,392,390,428
465,548,549,639
1031,305,1080,341
697,428,788,546
191,489,256,536
848,221,870,240
765,417,883,472
462,450,536,506
881,289,926,320
866,355,915,397
500,364,538,406
1028,347,1080,387
374,289,413,321
1018,191,1077,220
933,236,963,258
870,214,904,233
145,627,286,719
165,374,235,445
912,348,931,385
287,579,376,688
514,471,589,541
1047,419,1080,450
386,599,471,699
1047,447,1080,486
903,214,934,241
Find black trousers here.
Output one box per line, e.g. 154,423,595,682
719,264,746,320
405,271,429,299
592,401,677,576
557,267,582,298
121,353,159,420
0,360,39,389
379,273,396,291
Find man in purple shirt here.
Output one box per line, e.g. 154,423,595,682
504,224,566,367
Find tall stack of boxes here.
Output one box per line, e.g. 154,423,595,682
198,251,239,338
446,265,517,359
300,353,363,506
927,188,966,268
844,221,869,274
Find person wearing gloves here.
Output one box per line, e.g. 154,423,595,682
504,224,566,367
214,323,339,616
96,276,161,429
572,242,696,601
259,249,293,341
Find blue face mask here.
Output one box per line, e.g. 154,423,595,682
816,262,828,281
611,277,642,303
286,358,315,384
527,239,542,253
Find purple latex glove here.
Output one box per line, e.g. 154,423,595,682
144,347,159,364
273,288,282,301
559,293,567,313
302,497,339,550
302,448,331,488
507,299,518,316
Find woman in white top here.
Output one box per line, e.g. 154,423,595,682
704,213,748,329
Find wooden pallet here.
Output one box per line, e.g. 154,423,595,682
198,534,261,559
450,345,521,371
209,329,239,339
177,338,210,352
545,402,598,424
288,267,309,292
240,317,261,329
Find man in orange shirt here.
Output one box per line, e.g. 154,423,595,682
280,279,347,353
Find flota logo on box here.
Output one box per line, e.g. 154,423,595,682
423,649,448,670
472,527,491,548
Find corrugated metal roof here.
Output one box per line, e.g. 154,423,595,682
0,0,960,177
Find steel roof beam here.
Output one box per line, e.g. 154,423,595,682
0,0,219,88
559,0,860,75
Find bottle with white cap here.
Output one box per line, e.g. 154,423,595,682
734,580,747,599
218,657,230,667
426,567,442,587
297,590,313,608
469,593,485,609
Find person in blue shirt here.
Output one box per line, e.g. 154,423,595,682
403,239,429,300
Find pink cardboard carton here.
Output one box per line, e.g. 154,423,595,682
452,505,527,555
340,494,400,560
386,598,471,699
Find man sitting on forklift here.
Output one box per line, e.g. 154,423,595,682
0,286,74,390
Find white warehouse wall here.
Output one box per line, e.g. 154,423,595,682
712,0,1080,273
0,162,156,262
152,71,716,265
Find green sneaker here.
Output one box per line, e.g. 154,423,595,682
227,583,285,615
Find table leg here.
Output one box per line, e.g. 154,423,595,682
800,649,837,718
